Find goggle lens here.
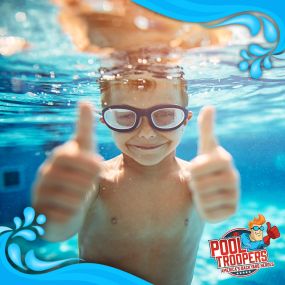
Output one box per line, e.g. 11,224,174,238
252,226,264,231
104,109,136,130
151,108,185,129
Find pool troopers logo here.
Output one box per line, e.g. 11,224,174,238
209,214,281,277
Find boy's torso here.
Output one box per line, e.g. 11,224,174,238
79,155,204,285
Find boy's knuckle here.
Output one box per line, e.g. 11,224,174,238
40,163,54,178
52,145,66,157
233,169,240,182
224,152,232,162
84,156,98,170
38,163,48,176
44,165,60,180
73,174,92,190
227,204,237,216
233,187,240,201
190,164,202,177
199,195,210,206
56,152,73,162
201,210,212,221
230,170,238,183
218,148,232,163
82,179,94,190
191,179,203,192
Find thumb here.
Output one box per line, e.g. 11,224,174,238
198,105,218,155
74,101,95,152
266,222,271,231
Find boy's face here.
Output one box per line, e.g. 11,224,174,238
103,74,191,166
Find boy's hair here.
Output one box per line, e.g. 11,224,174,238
98,47,189,107
248,214,266,229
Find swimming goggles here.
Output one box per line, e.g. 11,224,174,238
101,104,190,132
251,226,264,231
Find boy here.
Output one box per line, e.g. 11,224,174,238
32,55,240,285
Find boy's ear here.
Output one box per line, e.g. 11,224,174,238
99,117,105,124
183,111,193,125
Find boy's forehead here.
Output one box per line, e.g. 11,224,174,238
111,72,181,87
108,73,183,106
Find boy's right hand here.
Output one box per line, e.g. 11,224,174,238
33,102,102,224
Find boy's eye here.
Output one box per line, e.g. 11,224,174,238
117,113,133,119
157,111,174,117
114,111,136,126
153,109,175,124
115,111,136,120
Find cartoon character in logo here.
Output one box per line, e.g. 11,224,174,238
240,214,280,251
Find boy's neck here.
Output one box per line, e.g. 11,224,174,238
121,151,178,177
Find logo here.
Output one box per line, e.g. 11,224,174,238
0,207,151,285
208,214,281,277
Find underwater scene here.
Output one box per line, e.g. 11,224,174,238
0,0,285,285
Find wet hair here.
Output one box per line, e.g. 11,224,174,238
248,214,266,229
98,47,188,107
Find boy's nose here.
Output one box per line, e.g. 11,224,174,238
137,117,157,139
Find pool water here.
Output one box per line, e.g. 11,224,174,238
0,1,285,285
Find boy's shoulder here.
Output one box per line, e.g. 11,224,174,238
176,157,191,167
175,157,191,180
102,154,122,168
99,154,123,181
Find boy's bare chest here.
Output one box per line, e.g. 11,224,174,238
81,175,193,241
79,174,204,281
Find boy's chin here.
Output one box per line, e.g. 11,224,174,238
130,154,169,166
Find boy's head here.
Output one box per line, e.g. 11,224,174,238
98,48,192,166
248,214,265,241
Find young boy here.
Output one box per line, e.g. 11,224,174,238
32,55,240,285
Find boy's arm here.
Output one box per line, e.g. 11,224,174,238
32,102,102,242
188,106,240,223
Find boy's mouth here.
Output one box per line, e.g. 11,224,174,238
128,143,167,150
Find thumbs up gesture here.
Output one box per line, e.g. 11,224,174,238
33,101,103,226
189,106,240,223
266,222,280,239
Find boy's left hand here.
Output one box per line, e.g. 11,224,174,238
188,106,240,223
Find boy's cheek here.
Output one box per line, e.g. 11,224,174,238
110,126,185,153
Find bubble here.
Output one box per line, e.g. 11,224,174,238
102,1,113,12
59,243,70,252
275,153,285,171
15,12,27,22
134,16,150,30
0,28,7,36
88,58,95,65
27,92,36,97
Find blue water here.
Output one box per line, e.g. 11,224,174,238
0,0,285,284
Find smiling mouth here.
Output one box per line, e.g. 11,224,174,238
129,143,167,150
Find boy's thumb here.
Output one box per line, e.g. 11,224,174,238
198,105,218,155
74,101,94,152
